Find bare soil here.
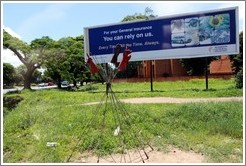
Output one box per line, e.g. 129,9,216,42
82,96,243,105
73,146,206,163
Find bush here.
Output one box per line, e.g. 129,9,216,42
3,95,24,110
235,68,243,89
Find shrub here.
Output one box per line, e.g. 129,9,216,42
235,67,243,89
3,95,24,110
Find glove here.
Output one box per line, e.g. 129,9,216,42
111,44,121,66
118,47,131,72
87,57,98,74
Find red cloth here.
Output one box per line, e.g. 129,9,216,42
87,57,98,74
118,47,131,71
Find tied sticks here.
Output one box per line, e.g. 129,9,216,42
86,44,132,75
67,44,153,163
118,46,131,71
111,44,121,66
86,55,99,74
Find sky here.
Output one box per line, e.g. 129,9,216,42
1,1,245,67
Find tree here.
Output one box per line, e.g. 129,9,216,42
3,63,16,87
230,31,243,74
119,7,156,78
15,65,25,86
42,41,67,89
230,31,243,88
58,36,86,87
43,36,89,88
180,57,217,76
3,30,53,89
121,7,156,22
14,64,42,85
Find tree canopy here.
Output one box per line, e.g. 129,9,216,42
3,63,16,87
117,7,157,78
43,35,92,88
3,30,54,89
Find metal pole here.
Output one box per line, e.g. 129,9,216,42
105,63,110,95
150,60,153,92
205,57,208,90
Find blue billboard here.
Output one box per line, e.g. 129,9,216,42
84,7,239,63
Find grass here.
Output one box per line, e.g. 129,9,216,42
3,78,243,163
87,78,243,98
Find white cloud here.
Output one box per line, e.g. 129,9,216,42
151,2,208,17
217,2,245,32
2,49,23,67
2,26,23,67
217,2,244,20
3,25,21,39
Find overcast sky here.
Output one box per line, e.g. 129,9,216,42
2,1,245,67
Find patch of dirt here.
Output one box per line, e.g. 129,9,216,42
72,146,206,163
82,97,243,105
121,96,243,104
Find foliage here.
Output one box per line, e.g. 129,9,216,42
59,36,86,86
3,30,54,89
15,65,26,85
230,31,243,74
3,95,24,109
3,95,24,116
121,7,156,22
180,57,217,76
3,63,16,86
230,32,243,89
118,7,156,79
235,67,243,89
43,36,92,88
116,61,143,78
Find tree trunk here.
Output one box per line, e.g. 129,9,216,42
22,63,41,90
57,77,61,89
73,80,76,87
23,68,34,90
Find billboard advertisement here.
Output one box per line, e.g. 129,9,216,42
84,7,239,63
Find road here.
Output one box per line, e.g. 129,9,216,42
3,85,57,94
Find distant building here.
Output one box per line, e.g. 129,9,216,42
210,55,233,75
137,55,233,79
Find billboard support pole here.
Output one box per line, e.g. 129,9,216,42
205,57,209,90
150,60,154,92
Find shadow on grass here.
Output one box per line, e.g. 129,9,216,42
86,88,220,94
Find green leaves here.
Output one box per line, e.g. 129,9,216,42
3,63,16,86
3,30,31,55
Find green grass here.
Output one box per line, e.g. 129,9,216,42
3,78,243,163
88,78,243,99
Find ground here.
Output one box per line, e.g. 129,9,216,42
83,96,243,105
77,96,243,163
73,146,206,163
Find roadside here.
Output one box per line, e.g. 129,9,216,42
2,85,57,94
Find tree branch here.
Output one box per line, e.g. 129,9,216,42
8,47,27,65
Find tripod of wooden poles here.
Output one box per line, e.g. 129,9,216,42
66,44,153,163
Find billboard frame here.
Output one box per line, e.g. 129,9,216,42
84,6,239,63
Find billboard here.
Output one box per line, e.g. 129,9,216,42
84,7,239,63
